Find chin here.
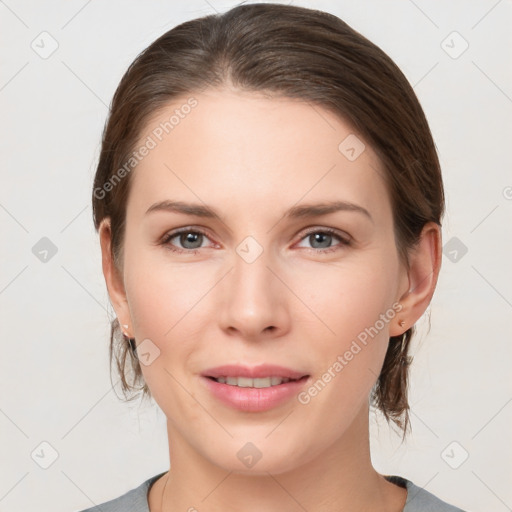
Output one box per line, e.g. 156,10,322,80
204,438,310,476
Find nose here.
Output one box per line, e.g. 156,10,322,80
217,243,291,341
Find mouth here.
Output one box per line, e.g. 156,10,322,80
202,375,310,413
200,364,311,412
205,375,309,388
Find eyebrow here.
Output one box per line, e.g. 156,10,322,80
145,199,373,223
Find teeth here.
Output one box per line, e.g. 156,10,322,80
214,376,293,388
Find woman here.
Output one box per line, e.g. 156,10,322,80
81,3,466,511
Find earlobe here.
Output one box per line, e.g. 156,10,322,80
98,218,132,335
390,222,442,337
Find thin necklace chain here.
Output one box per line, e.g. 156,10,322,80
160,472,170,510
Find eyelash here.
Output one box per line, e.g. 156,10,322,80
160,226,351,255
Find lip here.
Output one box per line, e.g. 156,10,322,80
201,376,310,412
201,364,308,380
200,364,310,412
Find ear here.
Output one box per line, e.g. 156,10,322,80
98,218,133,337
389,221,442,337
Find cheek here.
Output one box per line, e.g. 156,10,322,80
300,257,398,344
123,259,207,414
124,242,210,340
293,270,394,439
294,254,398,400
122,244,222,394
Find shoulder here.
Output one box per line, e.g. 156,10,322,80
386,475,468,512
74,472,166,512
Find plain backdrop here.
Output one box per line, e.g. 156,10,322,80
1,1,511,511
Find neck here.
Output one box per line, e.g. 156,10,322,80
154,403,406,512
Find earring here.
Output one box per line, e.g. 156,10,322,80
118,319,136,353
398,319,406,328
121,323,130,337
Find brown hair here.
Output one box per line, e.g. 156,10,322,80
92,3,444,437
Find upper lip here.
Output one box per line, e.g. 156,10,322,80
202,364,309,380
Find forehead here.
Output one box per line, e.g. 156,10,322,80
127,88,391,223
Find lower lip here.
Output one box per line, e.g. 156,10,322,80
201,376,310,412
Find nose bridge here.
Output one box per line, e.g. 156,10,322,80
219,234,288,336
234,238,272,297
232,235,276,308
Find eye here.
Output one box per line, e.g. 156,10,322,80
160,228,214,254
160,226,351,255
295,227,351,253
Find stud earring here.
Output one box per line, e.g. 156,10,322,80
398,319,406,328
121,323,130,337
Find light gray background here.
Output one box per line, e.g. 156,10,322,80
1,1,511,511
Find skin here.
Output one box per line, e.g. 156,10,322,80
99,87,442,512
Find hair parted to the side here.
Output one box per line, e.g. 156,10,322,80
92,3,444,438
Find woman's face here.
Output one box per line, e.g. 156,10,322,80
113,88,410,474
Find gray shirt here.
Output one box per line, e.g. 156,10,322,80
76,472,467,511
